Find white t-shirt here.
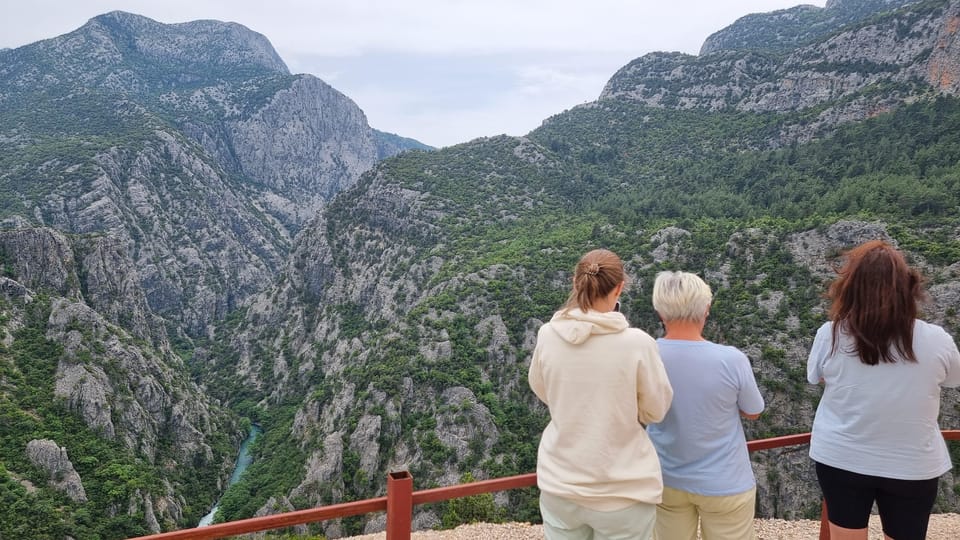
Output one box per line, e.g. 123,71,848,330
807,320,960,480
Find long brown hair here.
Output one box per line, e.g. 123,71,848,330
828,240,924,365
563,249,625,312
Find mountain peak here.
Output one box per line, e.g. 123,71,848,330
699,0,920,55
824,0,911,9
0,11,291,98
83,10,289,76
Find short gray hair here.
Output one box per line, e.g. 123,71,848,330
652,271,712,322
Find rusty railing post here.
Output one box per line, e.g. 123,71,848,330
386,470,413,540
819,499,830,540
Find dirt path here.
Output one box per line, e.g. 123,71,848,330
344,513,960,539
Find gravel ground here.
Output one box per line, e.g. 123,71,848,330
343,514,960,539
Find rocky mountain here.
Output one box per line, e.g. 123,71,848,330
0,10,426,538
0,227,238,537
602,0,959,145
374,129,433,160
0,10,427,336
5,1,960,538
201,1,960,537
700,0,920,55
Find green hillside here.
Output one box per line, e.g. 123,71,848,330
210,94,960,535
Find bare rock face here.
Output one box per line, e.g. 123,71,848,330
25,439,88,503
0,227,237,532
15,128,286,337
141,491,162,533
0,228,78,297
435,386,500,468
753,449,821,519
0,226,218,468
650,226,692,264
785,220,892,277
701,0,919,55
926,7,960,93
0,275,32,347
928,281,960,321
48,297,216,464
602,1,957,144
75,234,160,343
2,11,427,337
174,72,396,231
0,228,161,344
225,75,380,215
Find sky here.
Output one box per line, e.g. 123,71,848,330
0,1,826,148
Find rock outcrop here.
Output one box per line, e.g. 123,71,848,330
0,226,236,530
700,0,919,55
602,0,958,144
7,1,960,535
25,439,88,503
0,228,78,297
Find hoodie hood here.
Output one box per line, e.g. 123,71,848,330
548,308,630,345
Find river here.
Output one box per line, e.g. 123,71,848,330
198,424,263,527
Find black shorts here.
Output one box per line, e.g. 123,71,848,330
815,461,939,540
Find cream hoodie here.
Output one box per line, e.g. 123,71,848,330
529,308,673,510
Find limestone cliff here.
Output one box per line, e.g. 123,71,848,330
700,0,919,55
232,145,960,529
0,227,238,530
0,11,427,336
602,0,959,144
7,1,960,536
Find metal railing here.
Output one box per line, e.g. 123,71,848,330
131,430,960,540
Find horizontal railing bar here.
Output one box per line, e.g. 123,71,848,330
128,497,387,540
412,473,537,505
747,432,811,452
132,429,960,540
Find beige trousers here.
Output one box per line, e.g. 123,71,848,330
540,492,657,540
654,486,757,540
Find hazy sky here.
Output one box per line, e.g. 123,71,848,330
1,1,825,147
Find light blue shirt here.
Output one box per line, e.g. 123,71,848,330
808,320,960,480
647,339,765,496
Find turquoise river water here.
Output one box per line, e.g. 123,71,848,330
198,425,263,527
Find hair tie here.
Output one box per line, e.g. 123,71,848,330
585,263,600,276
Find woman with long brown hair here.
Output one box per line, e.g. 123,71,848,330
529,249,673,539
807,240,960,540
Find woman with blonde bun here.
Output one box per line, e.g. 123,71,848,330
530,249,673,540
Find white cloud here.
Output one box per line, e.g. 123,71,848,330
2,1,824,55
515,65,600,97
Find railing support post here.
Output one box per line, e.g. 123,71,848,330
819,499,830,540
386,470,413,540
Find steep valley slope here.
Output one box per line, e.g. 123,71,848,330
208,1,960,536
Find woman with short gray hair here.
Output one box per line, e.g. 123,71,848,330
646,271,764,540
